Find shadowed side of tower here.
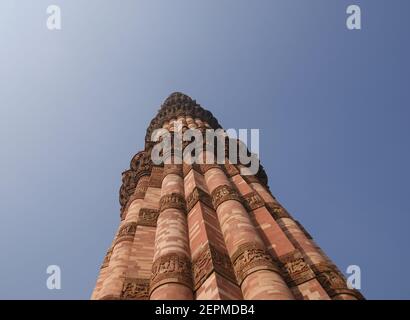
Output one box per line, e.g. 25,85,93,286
91,92,364,300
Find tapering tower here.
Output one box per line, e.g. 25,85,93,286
91,92,363,300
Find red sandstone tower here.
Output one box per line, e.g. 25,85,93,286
92,92,363,300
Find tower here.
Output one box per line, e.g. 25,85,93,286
91,92,363,300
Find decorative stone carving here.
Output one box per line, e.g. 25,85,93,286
115,222,137,244
138,208,160,227
150,253,193,292
186,187,213,212
211,185,242,210
101,247,113,269
119,151,152,214
266,202,291,220
192,245,236,290
278,250,315,286
145,92,222,146
159,193,186,213
121,278,150,300
242,192,265,211
119,170,137,212
133,185,148,199
231,243,279,284
312,262,364,300
120,177,150,220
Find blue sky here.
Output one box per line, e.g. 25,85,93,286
0,0,409,299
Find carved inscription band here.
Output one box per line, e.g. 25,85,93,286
159,193,187,213
138,208,160,227
186,187,213,212
278,250,315,286
114,222,138,245
133,185,148,200
242,192,265,211
100,247,113,269
150,253,193,294
312,262,364,300
121,278,150,300
231,243,279,285
266,202,291,220
211,185,242,210
192,244,236,290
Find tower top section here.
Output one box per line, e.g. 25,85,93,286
145,92,221,144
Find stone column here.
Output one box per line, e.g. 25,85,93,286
120,167,162,300
96,175,149,300
184,165,243,300
149,162,194,299
203,162,294,300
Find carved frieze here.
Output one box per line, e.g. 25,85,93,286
266,202,291,220
278,250,315,286
150,253,193,292
312,262,364,300
186,187,213,212
138,208,160,227
121,278,150,300
211,185,242,210
130,151,152,179
119,151,152,214
101,247,113,269
159,193,186,213
192,245,236,290
231,243,279,284
145,92,222,147
242,192,265,211
133,185,148,199
115,222,138,244
119,171,136,206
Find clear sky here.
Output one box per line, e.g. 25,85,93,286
0,0,409,299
